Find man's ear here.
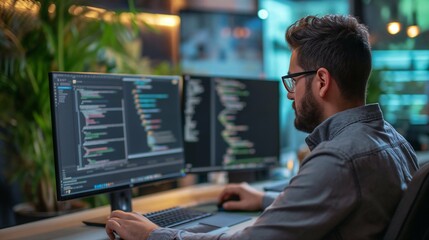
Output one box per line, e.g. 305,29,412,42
316,68,331,97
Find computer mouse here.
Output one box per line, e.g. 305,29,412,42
217,194,240,212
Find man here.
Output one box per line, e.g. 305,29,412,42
105,14,419,240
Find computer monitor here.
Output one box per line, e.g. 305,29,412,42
49,72,185,218
182,74,280,173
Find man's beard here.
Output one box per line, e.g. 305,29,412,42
294,86,322,133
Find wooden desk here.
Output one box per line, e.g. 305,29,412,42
0,184,257,240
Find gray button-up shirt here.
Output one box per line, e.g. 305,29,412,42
149,104,418,240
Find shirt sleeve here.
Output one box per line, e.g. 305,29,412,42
230,152,359,240
149,151,359,240
148,228,227,240
262,191,279,209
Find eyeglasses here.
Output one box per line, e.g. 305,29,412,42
281,70,317,93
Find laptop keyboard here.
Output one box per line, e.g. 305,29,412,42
143,207,213,228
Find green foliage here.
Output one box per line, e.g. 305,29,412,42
0,0,150,212
366,69,384,104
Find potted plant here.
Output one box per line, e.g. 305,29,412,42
0,0,150,223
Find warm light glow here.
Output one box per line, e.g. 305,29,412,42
119,12,132,24
102,12,115,22
83,6,107,19
2,0,40,15
48,3,56,14
387,21,401,35
136,13,180,27
69,6,179,27
69,5,83,15
407,25,420,38
287,159,294,171
87,6,107,13
84,10,100,19
233,27,251,38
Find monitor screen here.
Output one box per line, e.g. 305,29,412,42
179,9,264,78
182,75,280,172
49,72,185,203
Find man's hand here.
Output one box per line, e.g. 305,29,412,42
105,210,159,240
218,182,264,211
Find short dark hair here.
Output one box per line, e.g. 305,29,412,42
286,15,372,101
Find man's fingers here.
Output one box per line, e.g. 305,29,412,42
109,210,126,218
110,210,140,220
223,200,243,210
106,218,121,240
218,184,243,202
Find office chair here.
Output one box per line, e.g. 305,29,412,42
383,163,429,240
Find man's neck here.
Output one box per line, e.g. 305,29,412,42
323,100,365,121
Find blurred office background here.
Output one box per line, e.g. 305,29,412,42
1,0,429,229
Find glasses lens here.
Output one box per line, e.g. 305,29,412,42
284,78,294,92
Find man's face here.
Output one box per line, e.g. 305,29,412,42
287,51,323,133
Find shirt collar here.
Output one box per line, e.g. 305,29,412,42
305,104,383,150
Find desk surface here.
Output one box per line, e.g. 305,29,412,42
0,183,258,240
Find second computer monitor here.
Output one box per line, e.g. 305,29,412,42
183,75,280,172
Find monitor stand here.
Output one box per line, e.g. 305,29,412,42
82,189,133,227
109,189,133,212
